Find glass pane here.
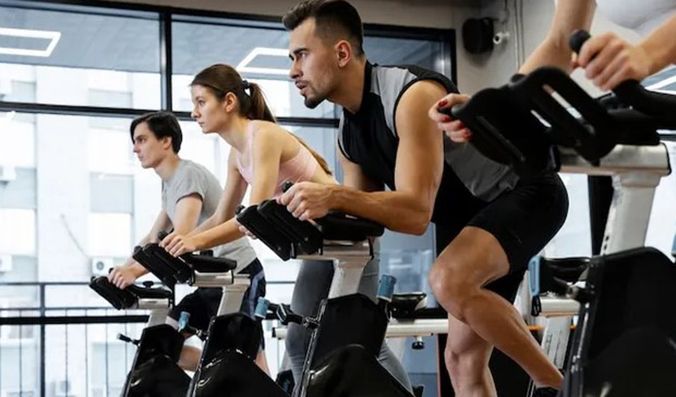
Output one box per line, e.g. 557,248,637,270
0,111,35,167
543,173,592,257
88,213,132,256
0,4,160,108
365,35,447,73
0,209,35,255
171,18,335,118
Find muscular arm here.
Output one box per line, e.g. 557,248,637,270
329,81,446,235
519,0,595,74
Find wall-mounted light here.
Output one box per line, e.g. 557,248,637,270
236,47,289,76
0,27,61,57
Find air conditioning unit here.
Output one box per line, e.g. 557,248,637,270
0,255,11,272
90,257,113,276
0,165,16,183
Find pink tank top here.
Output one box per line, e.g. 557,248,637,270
236,126,320,196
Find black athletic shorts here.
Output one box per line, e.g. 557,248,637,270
168,258,266,346
437,172,569,303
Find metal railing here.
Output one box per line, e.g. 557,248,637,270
0,280,293,397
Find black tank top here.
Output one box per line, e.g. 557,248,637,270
338,62,518,232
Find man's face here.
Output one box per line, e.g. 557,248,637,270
132,122,170,169
288,18,338,109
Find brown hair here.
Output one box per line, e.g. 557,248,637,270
191,64,333,176
282,0,364,56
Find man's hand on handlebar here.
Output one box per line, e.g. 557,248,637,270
278,181,334,221
160,232,197,257
573,32,654,91
428,93,473,142
107,264,143,289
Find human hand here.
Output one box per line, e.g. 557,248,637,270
428,93,473,142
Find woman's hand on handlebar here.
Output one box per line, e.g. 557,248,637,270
573,32,654,91
236,218,257,240
160,232,196,257
428,93,473,142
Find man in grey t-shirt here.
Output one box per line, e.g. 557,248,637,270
108,112,267,372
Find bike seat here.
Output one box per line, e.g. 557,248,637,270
529,256,589,297
391,292,428,319
539,256,589,283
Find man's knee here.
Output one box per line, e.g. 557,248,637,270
428,259,477,318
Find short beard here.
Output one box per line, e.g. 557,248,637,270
303,94,325,109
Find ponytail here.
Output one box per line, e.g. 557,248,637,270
245,82,276,123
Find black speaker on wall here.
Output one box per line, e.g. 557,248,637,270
462,17,494,54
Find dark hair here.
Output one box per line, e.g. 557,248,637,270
192,64,333,176
130,111,182,153
283,0,364,56
191,64,276,123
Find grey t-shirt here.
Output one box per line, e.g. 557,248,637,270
161,159,257,272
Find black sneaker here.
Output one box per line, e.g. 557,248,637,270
532,387,559,397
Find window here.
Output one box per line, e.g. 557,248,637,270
0,1,456,394
0,4,161,109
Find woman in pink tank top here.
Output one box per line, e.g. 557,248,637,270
160,63,335,373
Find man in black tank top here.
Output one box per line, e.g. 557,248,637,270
280,1,568,395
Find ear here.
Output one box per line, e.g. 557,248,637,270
161,136,173,151
335,40,352,68
223,92,238,113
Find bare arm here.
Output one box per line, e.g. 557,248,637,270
165,127,285,254
519,0,596,74
639,15,676,73
188,150,248,235
109,210,171,288
334,81,444,234
284,81,446,235
338,146,384,192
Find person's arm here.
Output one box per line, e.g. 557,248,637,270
519,0,596,74
163,126,285,255
282,80,446,235
188,150,248,235
108,210,171,288
638,15,676,73
576,15,676,90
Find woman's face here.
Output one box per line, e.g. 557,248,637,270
190,84,229,133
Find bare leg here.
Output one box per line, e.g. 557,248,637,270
429,226,562,389
255,350,271,375
177,345,202,371
445,314,496,397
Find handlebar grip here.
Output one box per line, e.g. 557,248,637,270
569,29,591,54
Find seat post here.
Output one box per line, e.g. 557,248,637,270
299,240,374,299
